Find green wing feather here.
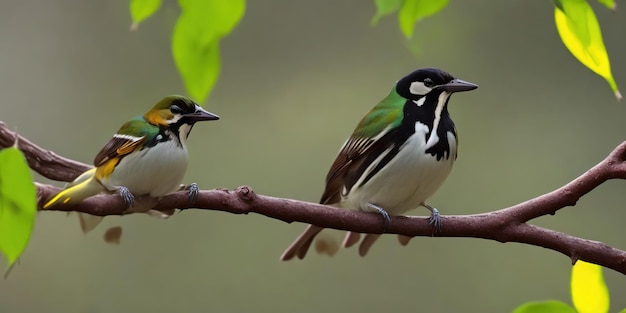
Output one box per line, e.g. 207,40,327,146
93,117,159,167
352,89,404,138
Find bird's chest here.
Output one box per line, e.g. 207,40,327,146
104,139,189,197
344,123,457,215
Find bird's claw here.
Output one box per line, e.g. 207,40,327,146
428,208,441,233
367,203,391,232
118,186,135,208
177,183,199,213
187,183,199,204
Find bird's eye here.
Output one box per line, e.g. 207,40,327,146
423,78,434,88
170,105,184,114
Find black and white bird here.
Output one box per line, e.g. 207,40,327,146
280,68,477,260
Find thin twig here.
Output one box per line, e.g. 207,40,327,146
2,122,626,274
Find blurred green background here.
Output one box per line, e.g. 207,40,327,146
2,0,626,312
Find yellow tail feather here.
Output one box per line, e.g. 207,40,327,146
43,168,104,209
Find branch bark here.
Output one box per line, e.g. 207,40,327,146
2,122,626,274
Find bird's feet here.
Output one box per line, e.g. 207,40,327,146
117,186,135,207
177,183,200,212
178,183,200,204
367,203,391,232
424,203,441,233
186,183,199,203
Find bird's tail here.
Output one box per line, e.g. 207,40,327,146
43,168,107,233
280,224,324,261
43,168,103,208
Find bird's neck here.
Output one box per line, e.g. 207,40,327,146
142,117,192,149
401,93,456,160
166,122,194,148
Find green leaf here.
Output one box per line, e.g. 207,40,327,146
554,0,621,100
617,309,626,313
129,0,162,31
571,261,610,313
398,0,449,39
596,0,616,11
172,0,245,104
0,147,37,269
511,301,576,313
371,0,403,26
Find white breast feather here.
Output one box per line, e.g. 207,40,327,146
102,139,189,198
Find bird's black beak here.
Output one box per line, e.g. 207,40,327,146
440,79,478,93
185,106,220,122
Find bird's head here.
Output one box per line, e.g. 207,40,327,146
144,95,220,127
395,68,477,103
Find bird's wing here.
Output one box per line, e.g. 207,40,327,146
319,95,406,205
319,127,400,205
93,134,146,167
319,140,358,205
93,119,156,167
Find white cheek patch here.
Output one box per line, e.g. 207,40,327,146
167,114,183,124
409,81,432,96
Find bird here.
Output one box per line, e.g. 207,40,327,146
280,68,477,260
43,95,219,232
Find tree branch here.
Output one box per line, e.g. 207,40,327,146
0,122,90,181
2,122,626,274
